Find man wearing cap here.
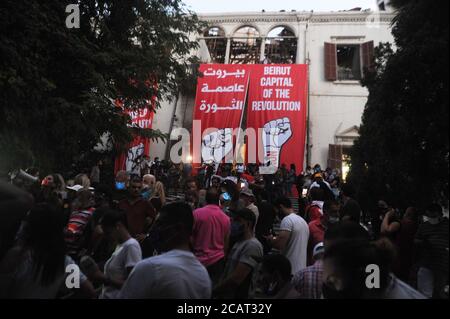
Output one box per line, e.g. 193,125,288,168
239,188,259,227
292,242,324,299
213,208,263,299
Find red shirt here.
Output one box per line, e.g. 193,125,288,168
308,219,325,265
305,204,322,223
118,198,156,237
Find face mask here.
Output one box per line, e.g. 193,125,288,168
230,221,245,240
115,182,126,190
141,189,152,200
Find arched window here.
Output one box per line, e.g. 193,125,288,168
230,26,261,64
264,26,297,64
204,27,227,64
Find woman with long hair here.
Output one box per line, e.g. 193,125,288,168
151,181,166,206
141,174,156,200
0,203,96,298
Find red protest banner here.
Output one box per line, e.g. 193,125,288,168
246,64,308,174
114,100,154,175
193,64,250,164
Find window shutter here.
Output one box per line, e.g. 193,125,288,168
328,144,343,170
361,41,375,73
324,42,337,81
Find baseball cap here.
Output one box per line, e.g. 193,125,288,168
313,242,324,257
240,187,254,197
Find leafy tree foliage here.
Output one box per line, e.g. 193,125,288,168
0,0,203,174
349,0,449,210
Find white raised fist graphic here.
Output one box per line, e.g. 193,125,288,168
261,117,292,172
126,143,144,173
202,128,233,163
262,117,292,149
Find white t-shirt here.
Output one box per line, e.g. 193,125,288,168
119,249,211,299
279,213,310,274
100,238,142,299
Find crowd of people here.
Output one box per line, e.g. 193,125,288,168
0,160,448,299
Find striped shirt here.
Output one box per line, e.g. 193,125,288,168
292,259,323,299
64,208,95,257
415,218,449,273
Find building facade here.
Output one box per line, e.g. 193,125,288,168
150,10,395,175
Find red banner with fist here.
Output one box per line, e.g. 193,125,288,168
114,100,154,175
193,64,250,164
246,64,308,174
192,64,307,172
